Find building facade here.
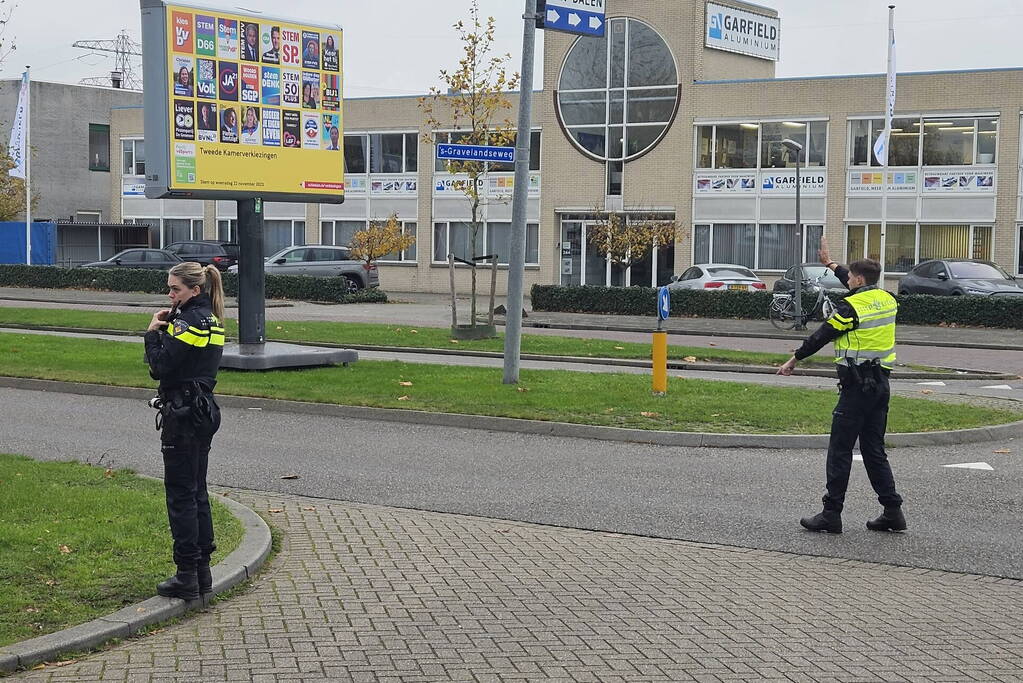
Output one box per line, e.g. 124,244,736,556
20,0,1023,285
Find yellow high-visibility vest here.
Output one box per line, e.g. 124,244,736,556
827,287,897,369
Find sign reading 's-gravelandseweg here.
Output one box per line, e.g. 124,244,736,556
140,0,345,202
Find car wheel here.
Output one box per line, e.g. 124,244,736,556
951,290,963,296
343,275,362,294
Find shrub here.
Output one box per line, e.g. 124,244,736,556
0,265,387,304
530,283,1023,329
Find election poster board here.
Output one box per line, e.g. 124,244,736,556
141,0,344,202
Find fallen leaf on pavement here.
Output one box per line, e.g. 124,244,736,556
605,408,615,413
640,412,660,418
993,449,1011,454
920,389,934,395
398,381,413,386
53,661,78,668
275,326,282,330
302,506,316,511
397,395,411,401
44,580,56,586
410,329,418,334
58,545,72,554
708,343,717,347
136,607,147,613
683,356,697,363
449,339,459,344
268,508,284,513
516,387,529,392
104,468,113,478
280,474,300,480
25,607,39,613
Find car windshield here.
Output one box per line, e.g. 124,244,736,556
800,266,842,285
948,262,1010,280
706,267,755,279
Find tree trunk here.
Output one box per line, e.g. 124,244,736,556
488,253,497,326
470,198,479,328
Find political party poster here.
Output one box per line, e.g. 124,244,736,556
240,21,260,61
220,106,238,143
260,67,280,105
196,58,216,99
302,30,320,69
218,61,238,100
262,108,281,146
321,114,340,150
173,99,194,140
217,17,238,59
240,64,259,103
261,25,281,64
281,69,300,106
172,56,193,96
194,15,216,56
302,112,320,149
196,102,217,142
279,26,301,67
321,73,339,111
322,33,339,71
302,71,319,109
282,110,301,148
240,106,261,145
144,2,344,200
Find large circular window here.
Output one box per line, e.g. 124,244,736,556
557,18,680,162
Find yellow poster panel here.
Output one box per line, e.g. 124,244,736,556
165,6,343,197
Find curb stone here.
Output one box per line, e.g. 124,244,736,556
1,376,1021,450
0,484,271,674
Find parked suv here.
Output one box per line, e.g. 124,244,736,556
898,259,1023,296
228,245,379,293
164,240,239,271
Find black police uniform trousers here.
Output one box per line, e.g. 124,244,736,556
823,366,903,513
160,392,219,570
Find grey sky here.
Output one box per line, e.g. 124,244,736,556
2,1,1023,95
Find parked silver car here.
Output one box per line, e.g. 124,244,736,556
228,245,379,293
667,263,766,291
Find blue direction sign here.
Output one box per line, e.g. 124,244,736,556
541,0,605,37
657,286,671,321
436,143,514,163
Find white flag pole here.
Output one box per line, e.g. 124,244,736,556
875,6,896,288
25,66,31,265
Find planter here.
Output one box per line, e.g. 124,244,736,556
450,323,497,340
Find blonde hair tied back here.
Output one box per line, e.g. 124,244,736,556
169,262,226,320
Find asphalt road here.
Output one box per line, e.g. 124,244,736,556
3,386,1021,579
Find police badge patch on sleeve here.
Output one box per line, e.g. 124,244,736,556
172,318,190,336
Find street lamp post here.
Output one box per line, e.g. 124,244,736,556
782,138,804,329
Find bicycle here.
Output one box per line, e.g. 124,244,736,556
768,273,839,330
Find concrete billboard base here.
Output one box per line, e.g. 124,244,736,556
220,342,358,370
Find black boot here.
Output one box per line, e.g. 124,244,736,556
197,562,213,595
867,506,907,532
157,568,200,601
800,510,842,533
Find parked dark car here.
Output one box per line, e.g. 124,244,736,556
164,240,239,271
898,259,1023,297
228,245,379,293
773,263,846,295
82,249,183,269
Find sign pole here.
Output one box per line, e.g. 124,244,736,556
25,66,31,265
653,286,670,395
502,0,537,385
237,197,265,348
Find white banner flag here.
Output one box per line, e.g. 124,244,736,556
8,71,28,179
872,16,897,166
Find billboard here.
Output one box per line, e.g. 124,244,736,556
141,0,344,202
705,2,779,62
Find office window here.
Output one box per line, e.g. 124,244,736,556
760,122,800,168
849,119,883,166
887,117,920,166
292,221,306,247
433,221,474,262
883,224,916,272
344,134,367,174
692,223,756,268
1018,225,1023,274
922,118,976,166
121,138,145,176
713,124,758,169
218,219,236,242
165,218,191,244
976,118,997,163
264,219,305,256
368,132,417,174
89,124,110,171
377,221,418,262
485,222,539,265
696,126,714,168
847,223,991,270
757,224,798,270
321,220,365,247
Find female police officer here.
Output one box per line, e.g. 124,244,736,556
144,262,226,600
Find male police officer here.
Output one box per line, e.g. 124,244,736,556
777,248,905,534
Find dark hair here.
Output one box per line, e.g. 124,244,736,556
849,258,881,286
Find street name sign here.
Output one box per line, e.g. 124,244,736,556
436,143,514,163
541,0,605,38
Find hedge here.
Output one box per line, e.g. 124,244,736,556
530,283,1023,329
0,264,388,305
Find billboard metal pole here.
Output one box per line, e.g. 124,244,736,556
502,0,537,385
237,197,265,347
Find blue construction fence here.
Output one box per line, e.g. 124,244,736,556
0,221,56,264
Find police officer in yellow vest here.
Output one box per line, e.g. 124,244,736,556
777,250,905,534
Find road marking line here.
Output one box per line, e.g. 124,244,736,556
916,381,946,386
943,462,994,471
980,385,1014,390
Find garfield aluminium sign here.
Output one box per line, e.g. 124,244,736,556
140,0,344,202
705,2,779,62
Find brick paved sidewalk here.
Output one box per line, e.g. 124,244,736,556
13,489,1023,682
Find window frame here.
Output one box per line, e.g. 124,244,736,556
694,119,829,170
432,220,540,266
89,123,110,172
121,138,145,176
693,222,826,271
847,114,1000,168
844,223,995,273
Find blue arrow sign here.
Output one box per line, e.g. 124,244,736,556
436,143,514,163
657,286,670,321
541,0,605,37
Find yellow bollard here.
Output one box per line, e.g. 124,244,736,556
652,330,667,395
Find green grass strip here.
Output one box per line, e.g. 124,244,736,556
0,332,1016,435
0,306,827,367
0,454,244,647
